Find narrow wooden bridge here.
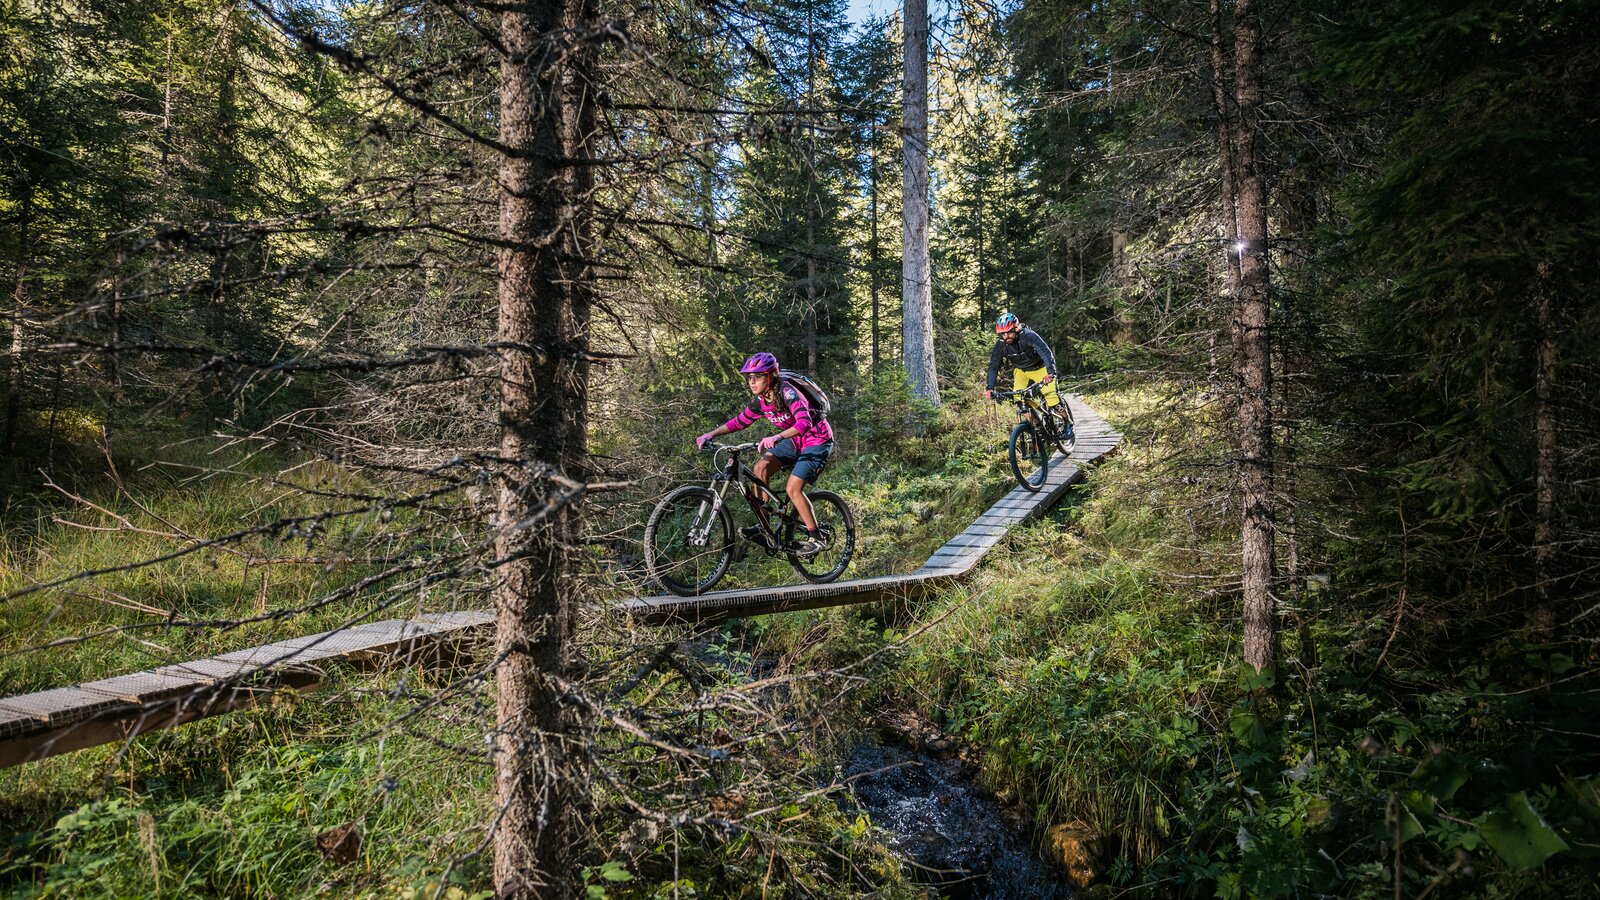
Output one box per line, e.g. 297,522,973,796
620,395,1121,625
0,398,1120,767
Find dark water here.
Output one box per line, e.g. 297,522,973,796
843,741,1074,900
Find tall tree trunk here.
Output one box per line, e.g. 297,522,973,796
805,23,820,375
999,215,1010,321
104,248,125,455
806,211,819,374
493,0,596,891
902,0,939,406
700,135,719,329
869,143,881,376
1210,0,1243,380
1277,164,1318,654
1111,230,1133,345
1532,262,1558,637
4,184,32,453
207,23,240,343
1233,0,1276,673
976,168,986,328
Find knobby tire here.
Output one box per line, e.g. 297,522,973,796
782,489,857,583
1050,403,1076,456
644,485,733,596
1009,421,1048,491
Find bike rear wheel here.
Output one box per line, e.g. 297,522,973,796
782,489,856,583
1049,403,1076,456
1008,421,1049,491
644,486,733,596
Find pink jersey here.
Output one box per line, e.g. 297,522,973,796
722,382,834,450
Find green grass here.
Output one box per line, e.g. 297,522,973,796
774,380,1600,897
1,432,473,695
25,379,1595,897
1,663,494,898
0,405,985,898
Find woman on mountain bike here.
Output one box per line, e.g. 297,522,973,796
695,352,835,556
985,311,1064,416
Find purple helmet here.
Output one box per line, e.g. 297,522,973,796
739,352,779,375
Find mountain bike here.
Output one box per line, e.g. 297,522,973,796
644,441,857,597
995,382,1076,492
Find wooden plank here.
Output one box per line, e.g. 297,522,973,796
78,669,214,705
0,673,320,769
0,688,128,727
953,523,1010,537
0,620,466,768
938,534,1002,550
149,657,290,682
414,610,495,629
0,708,39,740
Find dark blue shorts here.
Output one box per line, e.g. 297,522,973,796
766,438,834,484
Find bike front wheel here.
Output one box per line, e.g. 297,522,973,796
644,486,733,596
782,489,857,583
1009,421,1049,491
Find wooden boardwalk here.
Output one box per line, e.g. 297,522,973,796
0,611,494,768
0,397,1119,767
618,395,1121,625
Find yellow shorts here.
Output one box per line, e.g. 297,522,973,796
1013,367,1060,407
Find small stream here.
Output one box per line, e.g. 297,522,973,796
684,640,1077,897
842,738,1074,899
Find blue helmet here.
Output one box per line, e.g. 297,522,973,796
995,312,1019,334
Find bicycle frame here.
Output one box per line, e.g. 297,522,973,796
998,383,1051,426
688,442,798,550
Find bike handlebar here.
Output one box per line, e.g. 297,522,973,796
993,383,1046,400
704,440,759,453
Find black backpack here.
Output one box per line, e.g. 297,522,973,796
778,369,832,420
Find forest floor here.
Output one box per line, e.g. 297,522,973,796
2,383,1596,897
0,383,1029,897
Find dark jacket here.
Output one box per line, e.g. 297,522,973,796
986,326,1058,390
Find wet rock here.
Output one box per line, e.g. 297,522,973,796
1044,821,1102,889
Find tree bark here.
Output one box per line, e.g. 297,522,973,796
1532,263,1558,636
806,227,819,375
869,143,881,376
493,0,596,892
1276,162,1319,649
4,184,32,453
1233,0,1277,673
804,22,821,375
901,0,939,406
1111,230,1133,345
1210,0,1243,381
976,167,986,328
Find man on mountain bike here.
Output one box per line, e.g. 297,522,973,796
695,352,835,557
985,311,1065,417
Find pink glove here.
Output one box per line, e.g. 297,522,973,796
984,389,995,400
696,432,717,450
1042,374,1055,385
758,434,782,453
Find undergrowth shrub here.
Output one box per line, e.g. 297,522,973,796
874,384,1600,897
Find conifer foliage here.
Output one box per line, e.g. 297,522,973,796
3,0,1599,895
